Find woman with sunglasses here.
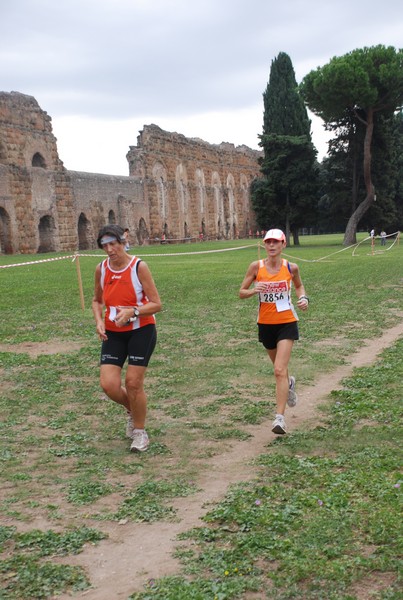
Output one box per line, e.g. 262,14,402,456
92,224,162,452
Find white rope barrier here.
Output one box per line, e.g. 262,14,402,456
0,244,255,270
127,244,254,258
352,231,400,256
1,232,400,270
277,231,401,263
0,254,77,269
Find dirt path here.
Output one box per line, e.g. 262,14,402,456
57,323,403,600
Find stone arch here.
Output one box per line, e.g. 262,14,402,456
211,171,223,239
226,173,236,238
108,210,116,224
152,161,168,224
201,218,206,238
77,213,91,250
240,174,250,236
0,207,13,253
32,152,47,168
137,217,148,245
176,163,189,215
195,168,206,215
38,215,56,253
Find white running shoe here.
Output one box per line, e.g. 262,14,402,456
130,429,150,452
287,376,298,408
126,414,134,439
272,414,287,435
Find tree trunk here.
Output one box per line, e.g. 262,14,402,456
285,191,291,245
343,108,375,245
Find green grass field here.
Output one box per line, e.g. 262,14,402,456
0,234,402,599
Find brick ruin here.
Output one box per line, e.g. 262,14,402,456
0,91,261,254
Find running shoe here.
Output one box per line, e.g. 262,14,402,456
130,429,150,452
272,414,287,435
287,376,298,407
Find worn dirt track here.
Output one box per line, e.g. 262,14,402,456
57,322,403,600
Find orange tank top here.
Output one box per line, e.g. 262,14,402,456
256,258,298,325
100,256,156,332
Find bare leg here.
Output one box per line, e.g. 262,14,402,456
100,364,130,411
267,339,294,415
125,365,147,429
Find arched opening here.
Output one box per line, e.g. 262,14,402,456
199,219,206,241
212,172,223,239
38,215,55,253
217,218,222,240
78,213,91,250
245,218,250,238
108,210,116,224
32,152,47,168
137,217,148,245
0,207,12,253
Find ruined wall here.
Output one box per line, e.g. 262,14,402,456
0,92,76,252
69,172,146,249
0,92,260,254
127,125,260,240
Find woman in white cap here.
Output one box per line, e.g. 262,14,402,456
239,228,309,434
92,224,162,452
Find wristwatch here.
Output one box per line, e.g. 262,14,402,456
127,307,140,323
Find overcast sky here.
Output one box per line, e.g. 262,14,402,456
1,0,402,175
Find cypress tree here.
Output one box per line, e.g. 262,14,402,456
252,52,319,244
263,52,311,137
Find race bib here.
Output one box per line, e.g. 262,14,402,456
259,281,290,312
108,306,117,322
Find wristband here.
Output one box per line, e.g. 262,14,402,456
299,295,309,302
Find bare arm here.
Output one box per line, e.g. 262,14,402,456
136,261,162,315
290,263,309,311
91,264,107,340
239,261,265,299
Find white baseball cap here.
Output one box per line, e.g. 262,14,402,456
263,228,286,242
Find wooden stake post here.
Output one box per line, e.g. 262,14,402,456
74,254,85,311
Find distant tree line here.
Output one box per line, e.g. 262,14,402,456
252,46,403,245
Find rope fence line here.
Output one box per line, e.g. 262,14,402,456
0,245,256,310
1,232,400,271
0,244,255,270
352,231,400,256
79,244,255,259
1,234,400,310
272,231,401,263
0,254,77,269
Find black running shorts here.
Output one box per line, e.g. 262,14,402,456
100,324,157,367
258,321,299,350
